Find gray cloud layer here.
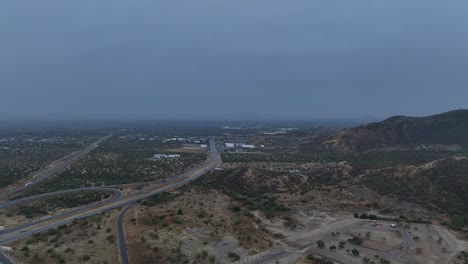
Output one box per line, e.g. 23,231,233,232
1,0,467,120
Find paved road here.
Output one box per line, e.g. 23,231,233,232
0,189,123,239
0,133,112,199
0,250,14,264
0,139,220,256
117,204,135,264
115,139,219,264
0,187,121,210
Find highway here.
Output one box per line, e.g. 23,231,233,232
0,133,112,200
0,189,123,237
0,187,121,210
0,139,220,263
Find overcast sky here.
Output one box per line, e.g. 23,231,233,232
1,0,467,120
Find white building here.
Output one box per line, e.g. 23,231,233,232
153,154,181,159
163,138,187,142
200,144,208,148
225,143,235,148
241,144,255,149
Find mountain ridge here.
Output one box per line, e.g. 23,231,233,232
323,109,468,152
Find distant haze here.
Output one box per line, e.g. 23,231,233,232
1,0,467,120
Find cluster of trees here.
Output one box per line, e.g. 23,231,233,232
346,150,468,174
141,192,181,207
316,239,361,256
306,254,334,264
22,137,206,195
17,215,108,263
194,169,291,217
11,191,111,218
352,213,430,224
222,152,338,163
0,133,91,186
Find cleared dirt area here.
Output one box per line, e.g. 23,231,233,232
5,210,120,264
361,239,397,252
406,224,468,264
345,227,402,251
252,206,468,264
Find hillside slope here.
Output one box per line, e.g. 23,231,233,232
323,109,468,152
364,157,468,227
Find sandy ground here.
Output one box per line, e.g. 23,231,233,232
406,224,468,264
251,206,468,264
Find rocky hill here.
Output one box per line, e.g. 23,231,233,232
363,157,468,227
323,109,468,152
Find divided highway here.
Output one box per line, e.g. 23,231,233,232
0,140,220,263
0,187,121,210
0,133,112,200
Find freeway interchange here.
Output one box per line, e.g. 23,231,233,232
0,139,220,264
0,139,419,264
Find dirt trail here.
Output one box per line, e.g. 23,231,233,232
431,225,468,263
286,217,362,245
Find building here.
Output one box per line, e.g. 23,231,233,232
153,154,181,159
225,143,235,148
241,144,255,149
163,138,187,143
200,144,208,148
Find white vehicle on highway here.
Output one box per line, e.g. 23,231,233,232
390,224,397,228
24,181,33,187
